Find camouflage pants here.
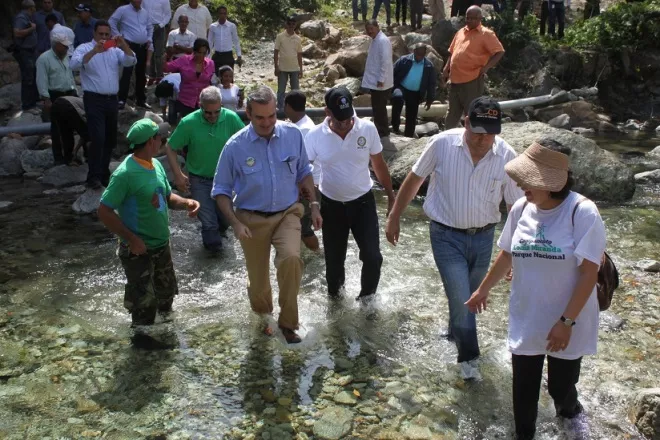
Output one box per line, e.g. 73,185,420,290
118,242,179,325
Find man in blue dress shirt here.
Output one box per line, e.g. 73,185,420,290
109,0,154,109
73,3,97,48
34,0,66,55
212,86,322,344
70,20,136,189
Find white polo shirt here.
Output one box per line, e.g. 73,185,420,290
306,116,382,202
412,128,523,229
295,115,319,184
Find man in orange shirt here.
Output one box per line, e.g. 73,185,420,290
442,6,504,129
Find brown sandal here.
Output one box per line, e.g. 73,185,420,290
280,327,302,344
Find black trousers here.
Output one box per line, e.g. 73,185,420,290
83,92,118,186
548,1,566,39
391,87,421,138
395,0,408,23
451,0,471,16
370,88,392,137
512,354,583,440
14,48,39,110
51,97,88,164
321,191,383,297
119,41,148,104
539,1,550,35
212,51,235,76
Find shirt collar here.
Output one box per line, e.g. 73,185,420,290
457,128,504,157
248,122,281,142
463,24,483,33
196,107,227,126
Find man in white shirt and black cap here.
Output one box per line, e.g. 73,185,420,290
386,96,523,380
305,86,395,300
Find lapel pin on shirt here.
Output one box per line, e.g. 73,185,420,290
246,157,255,167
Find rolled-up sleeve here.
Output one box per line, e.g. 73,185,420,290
116,48,137,67
212,144,235,198
295,132,312,183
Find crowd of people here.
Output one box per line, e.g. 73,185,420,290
10,2,610,439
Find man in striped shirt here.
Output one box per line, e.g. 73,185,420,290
385,97,523,380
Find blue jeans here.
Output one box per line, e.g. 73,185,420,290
189,174,229,250
277,71,300,110
429,221,494,363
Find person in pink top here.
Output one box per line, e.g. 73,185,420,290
163,37,215,123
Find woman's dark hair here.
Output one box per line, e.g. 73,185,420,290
536,137,573,200
193,38,210,54
218,65,233,79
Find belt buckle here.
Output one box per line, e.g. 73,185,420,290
466,227,478,236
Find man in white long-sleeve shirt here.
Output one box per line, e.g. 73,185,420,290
171,0,212,49
208,6,241,74
142,0,172,81
70,19,136,189
362,20,393,137
109,0,153,109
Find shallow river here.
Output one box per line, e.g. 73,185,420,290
0,140,659,440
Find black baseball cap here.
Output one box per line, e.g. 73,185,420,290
467,96,502,134
325,86,354,121
75,3,92,12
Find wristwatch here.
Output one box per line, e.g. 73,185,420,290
310,201,320,208
560,316,576,327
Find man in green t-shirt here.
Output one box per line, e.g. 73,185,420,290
166,86,245,253
98,118,201,326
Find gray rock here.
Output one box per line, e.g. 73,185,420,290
629,388,660,439
40,164,89,187
0,137,28,175
401,424,433,439
303,43,325,59
599,311,625,332
334,9,350,18
300,20,326,40
415,122,440,137
20,149,54,173
0,201,13,209
548,113,571,130
649,146,660,158
0,83,21,100
624,119,642,130
572,127,596,135
430,18,463,56
323,25,342,45
334,77,362,96
637,259,660,273
0,97,15,112
387,122,636,202
72,188,103,214
533,101,620,133
333,391,358,405
144,111,164,124
530,67,560,97
313,406,354,439
404,32,431,48
634,169,660,184
570,87,599,98
6,111,43,149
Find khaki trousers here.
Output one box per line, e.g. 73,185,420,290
429,0,446,21
445,76,485,130
235,203,304,330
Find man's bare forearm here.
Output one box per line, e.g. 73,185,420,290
215,195,240,226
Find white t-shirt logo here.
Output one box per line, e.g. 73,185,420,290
357,136,367,149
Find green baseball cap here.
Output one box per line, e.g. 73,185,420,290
127,118,171,149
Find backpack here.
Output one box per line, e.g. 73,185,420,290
517,197,619,311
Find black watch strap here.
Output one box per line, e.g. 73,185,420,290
560,316,576,326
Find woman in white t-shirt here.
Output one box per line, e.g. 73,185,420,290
216,65,243,111
465,139,606,440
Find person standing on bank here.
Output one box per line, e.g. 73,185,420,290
283,90,319,252
171,0,212,52
363,20,393,138
371,0,392,27
208,6,242,74
34,0,66,55
442,6,504,129
385,97,522,380
13,0,39,111
306,87,395,300
352,0,368,22
217,65,243,111
212,86,322,344
142,0,172,83
98,118,201,326
50,96,89,166
70,20,137,189
36,26,77,121
391,43,437,138
274,16,303,111
109,0,154,110
465,140,606,439
165,86,244,253
166,15,196,60
409,0,423,30
73,4,97,48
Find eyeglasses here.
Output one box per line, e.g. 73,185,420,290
204,110,221,116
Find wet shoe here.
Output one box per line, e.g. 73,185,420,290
459,359,482,381
302,234,319,251
280,327,302,344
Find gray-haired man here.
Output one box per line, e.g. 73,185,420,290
165,86,245,252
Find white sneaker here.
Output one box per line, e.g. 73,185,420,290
459,359,482,381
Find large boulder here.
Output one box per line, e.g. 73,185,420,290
300,20,326,40
533,101,619,132
389,35,410,60
303,43,325,59
0,47,20,88
6,111,43,149
629,388,660,439
386,135,429,186
20,148,54,173
501,122,635,202
0,83,21,100
404,32,432,48
40,164,89,187
387,122,636,202
323,25,342,46
337,35,372,76
430,17,463,56
335,77,362,96
72,187,103,214
530,67,560,97
0,137,28,176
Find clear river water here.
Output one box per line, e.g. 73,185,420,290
0,135,658,440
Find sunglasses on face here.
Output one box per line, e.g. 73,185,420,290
204,110,221,116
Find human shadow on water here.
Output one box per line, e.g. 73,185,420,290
237,326,306,438
91,328,178,413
